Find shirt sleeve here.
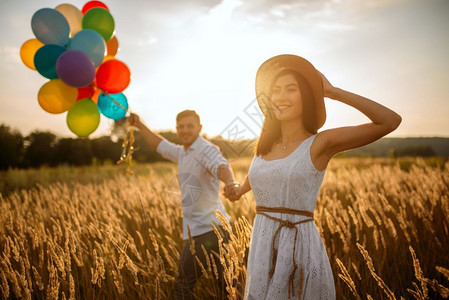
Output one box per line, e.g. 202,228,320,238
156,139,182,163
197,144,229,177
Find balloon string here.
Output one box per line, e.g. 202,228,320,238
117,121,134,175
92,85,134,174
104,92,129,113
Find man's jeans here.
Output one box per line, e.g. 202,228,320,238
174,227,230,299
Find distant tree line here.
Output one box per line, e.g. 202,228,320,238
1,123,447,170
389,146,436,158
0,123,255,170
0,124,173,170
342,137,448,157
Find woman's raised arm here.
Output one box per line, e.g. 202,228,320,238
311,72,402,170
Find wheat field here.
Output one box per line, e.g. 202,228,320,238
0,157,448,299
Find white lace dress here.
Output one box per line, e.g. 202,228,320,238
244,135,335,299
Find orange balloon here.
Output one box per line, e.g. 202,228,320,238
20,39,44,70
91,87,101,103
106,35,119,56
38,79,78,114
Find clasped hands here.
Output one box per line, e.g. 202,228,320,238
223,182,242,202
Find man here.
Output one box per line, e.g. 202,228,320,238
129,110,237,299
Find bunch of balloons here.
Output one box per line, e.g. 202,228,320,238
20,1,131,137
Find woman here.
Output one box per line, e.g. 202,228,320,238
225,54,401,299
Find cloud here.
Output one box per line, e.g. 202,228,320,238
230,0,407,28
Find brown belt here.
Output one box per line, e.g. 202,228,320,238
256,206,314,299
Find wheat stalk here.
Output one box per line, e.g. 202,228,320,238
357,243,396,300
336,258,361,300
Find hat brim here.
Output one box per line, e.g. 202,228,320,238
255,54,326,129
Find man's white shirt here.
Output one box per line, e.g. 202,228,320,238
157,136,231,239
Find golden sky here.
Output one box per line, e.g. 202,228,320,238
1,0,448,138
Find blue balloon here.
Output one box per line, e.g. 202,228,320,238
31,8,70,46
34,45,66,79
97,92,128,120
69,29,106,67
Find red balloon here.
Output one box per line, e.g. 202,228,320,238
77,85,95,100
81,1,109,14
96,59,131,93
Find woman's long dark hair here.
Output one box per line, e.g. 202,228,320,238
255,69,318,156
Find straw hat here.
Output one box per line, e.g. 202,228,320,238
255,54,326,129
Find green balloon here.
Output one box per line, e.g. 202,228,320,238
82,8,115,41
66,98,100,137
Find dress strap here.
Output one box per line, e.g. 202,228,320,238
256,206,314,299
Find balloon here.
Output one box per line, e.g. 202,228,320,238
56,50,96,87
55,4,83,37
69,29,106,67
82,8,115,41
81,1,109,14
38,79,78,114
106,35,119,56
34,44,66,79
77,85,95,100
20,39,44,70
102,55,115,63
96,59,130,93
91,87,101,103
31,8,70,46
98,92,128,120
67,98,100,137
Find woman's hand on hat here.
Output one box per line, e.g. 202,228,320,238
318,71,337,99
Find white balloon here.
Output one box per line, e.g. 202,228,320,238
55,3,83,37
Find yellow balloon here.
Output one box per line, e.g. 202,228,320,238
38,79,78,114
20,39,44,70
66,98,100,137
55,4,83,37
102,55,115,63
